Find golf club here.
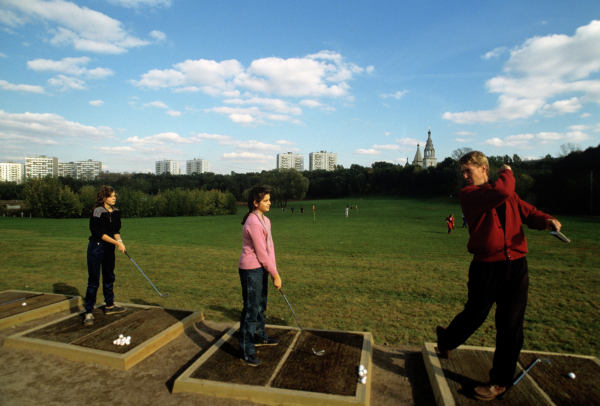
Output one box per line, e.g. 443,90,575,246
124,251,169,298
551,230,571,243
279,289,324,356
0,298,26,306
498,358,551,399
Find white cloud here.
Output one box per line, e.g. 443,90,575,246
485,131,591,148
482,46,507,60
373,144,400,150
222,151,274,164
106,0,171,8
0,110,114,142
380,90,409,99
144,101,168,109
384,132,391,136
580,113,592,118
0,79,44,93
0,52,7,58
454,131,476,136
126,132,195,145
149,30,166,41
166,110,181,117
454,138,474,142
89,100,104,106
0,132,59,145
444,20,600,124
48,74,86,91
354,149,382,155
276,139,296,145
1,0,153,54
95,146,136,154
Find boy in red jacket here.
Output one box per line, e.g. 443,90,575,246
436,151,561,401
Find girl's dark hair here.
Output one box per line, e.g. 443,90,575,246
241,186,270,225
94,185,115,209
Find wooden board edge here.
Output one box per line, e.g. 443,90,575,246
421,342,455,406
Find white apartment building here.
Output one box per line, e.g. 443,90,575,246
58,162,77,178
276,152,304,171
309,151,337,171
0,162,26,184
26,156,58,179
77,159,102,180
186,158,210,174
156,160,179,175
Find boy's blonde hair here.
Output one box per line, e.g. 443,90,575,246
459,151,489,175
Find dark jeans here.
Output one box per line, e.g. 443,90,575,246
239,267,269,358
442,257,529,386
84,241,116,313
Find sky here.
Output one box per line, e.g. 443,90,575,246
1,0,599,174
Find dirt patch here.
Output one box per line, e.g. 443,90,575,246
0,307,436,406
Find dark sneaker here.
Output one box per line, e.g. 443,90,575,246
255,337,279,346
242,354,262,367
473,384,506,401
83,313,94,326
105,305,127,315
436,325,451,359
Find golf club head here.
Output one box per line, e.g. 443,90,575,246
541,358,551,365
161,293,170,298
550,230,570,243
313,349,325,356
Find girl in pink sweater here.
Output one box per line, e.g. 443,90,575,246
238,187,283,366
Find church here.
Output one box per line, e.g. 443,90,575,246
410,127,437,169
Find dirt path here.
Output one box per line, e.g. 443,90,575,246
0,308,436,406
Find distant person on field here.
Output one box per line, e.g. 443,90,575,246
291,206,294,214
300,206,304,214
238,187,282,367
462,213,467,228
435,151,561,401
445,214,455,234
84,186,127,326
345,205,349,218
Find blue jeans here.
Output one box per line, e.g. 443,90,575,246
239,267,269,358
84,241,116,313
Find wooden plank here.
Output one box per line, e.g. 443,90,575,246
0,294,67,318
0,290,82,330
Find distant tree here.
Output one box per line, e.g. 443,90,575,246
23,176,82,218
265,168,310,207
559,143,581,157
450,147,474,193
78,185,97,216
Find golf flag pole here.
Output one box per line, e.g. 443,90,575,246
313,205,316,221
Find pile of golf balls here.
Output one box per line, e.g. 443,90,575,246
113,334,131,346
358,364,368,384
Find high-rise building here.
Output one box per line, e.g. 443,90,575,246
276,152,304,171
155,160,179,175
26,156,58,179
58,162,77,178
77,159,102,180
0,162,26,184
309,151,337,171
186,158,210,174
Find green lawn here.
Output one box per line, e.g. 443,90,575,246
1,197,598,357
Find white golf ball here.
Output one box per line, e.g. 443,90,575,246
360,377,367,384
359,364,364,370
568,372,576,379
113,340,117,345
22,303,27,306
119,334,124,339
358,371,365,378
127,336,131,340
362,368,367,374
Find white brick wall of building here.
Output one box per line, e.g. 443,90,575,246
186,158,210,174
0,163,26,184
276,152,304,171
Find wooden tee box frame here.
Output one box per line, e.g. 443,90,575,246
173,323,373,406
422,342,600,406
4,302,203,371
0,290,82,330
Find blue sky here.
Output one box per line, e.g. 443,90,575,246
1,0,599,174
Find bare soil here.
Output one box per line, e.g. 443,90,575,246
0,307,437,406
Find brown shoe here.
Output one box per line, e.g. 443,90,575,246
436,325,451,359
473,384,506,401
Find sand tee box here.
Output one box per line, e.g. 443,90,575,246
0,290,82,330
4,302,203,370
174,323,373,406
422,343,600,406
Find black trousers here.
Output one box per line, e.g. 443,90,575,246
442,257,529,386
84,241,116,313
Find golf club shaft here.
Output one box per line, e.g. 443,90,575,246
124,251,169,297
513,359,539,385
0,297,26,306
280,291,305,331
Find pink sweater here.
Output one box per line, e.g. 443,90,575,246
238,213,278,276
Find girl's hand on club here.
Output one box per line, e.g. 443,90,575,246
116,242,126,253
546,218,561,232
271,274,282,290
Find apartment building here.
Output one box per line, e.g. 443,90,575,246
0,162,26,184
156,160,179,175
25,156,58,179
77,159,102,180
308,151,337,171
58,162,77,178
276,152,304,171
186,158,210,174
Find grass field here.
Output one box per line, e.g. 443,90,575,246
1,197,599,357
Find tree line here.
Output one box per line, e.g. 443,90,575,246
2,144,599,217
